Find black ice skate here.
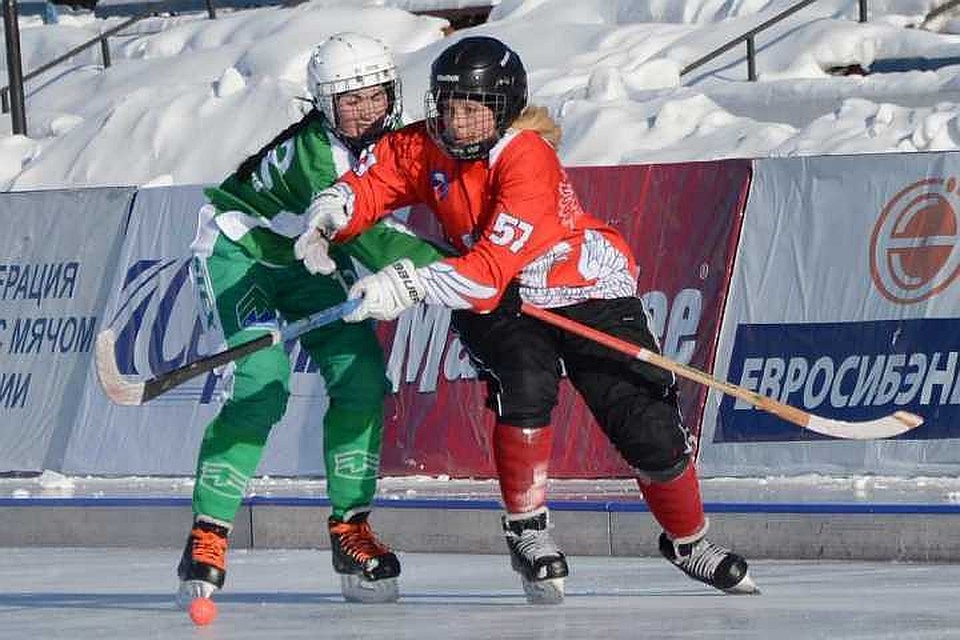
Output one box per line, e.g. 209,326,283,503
502,508,569,604
176,518,230,608
329,509,401,603
659,530,759,594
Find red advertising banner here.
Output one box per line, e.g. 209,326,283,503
378,161,751,477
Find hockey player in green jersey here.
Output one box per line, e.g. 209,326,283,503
176,32,443,607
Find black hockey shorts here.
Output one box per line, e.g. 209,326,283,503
451,292,693,479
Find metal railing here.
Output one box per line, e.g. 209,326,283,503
0,0,491,130
0,0,220,127
680,0,868,81
1,12,156,114
6,0,957,126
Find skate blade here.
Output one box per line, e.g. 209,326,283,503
521,576,565,604
724,571,760,595
176,580,217,609
340,574,399,604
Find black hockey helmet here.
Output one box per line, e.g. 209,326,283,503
425,36,528,160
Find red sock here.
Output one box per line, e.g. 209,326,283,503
637,462,706,540
493,423,552,515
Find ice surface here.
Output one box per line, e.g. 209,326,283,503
2,548,959,639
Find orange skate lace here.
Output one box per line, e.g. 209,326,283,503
330,520,389,562
191,526,227,571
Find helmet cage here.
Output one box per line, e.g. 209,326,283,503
424,36,528,160
425,88,510,160
314,76,403,141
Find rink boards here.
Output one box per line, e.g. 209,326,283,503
3,153,960,478
4,495,960,561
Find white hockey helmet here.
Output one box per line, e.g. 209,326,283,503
307,32,402,135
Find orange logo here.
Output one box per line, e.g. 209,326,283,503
870,178,960,304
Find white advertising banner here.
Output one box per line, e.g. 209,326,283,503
0,188,133,472
65,185,331,475
701,153,960,475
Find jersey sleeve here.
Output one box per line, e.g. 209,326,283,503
420,134,565,313
336,127,428,241
338,217,449,272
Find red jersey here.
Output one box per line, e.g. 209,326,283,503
336,121,638,312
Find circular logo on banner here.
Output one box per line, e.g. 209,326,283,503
870,177,960,304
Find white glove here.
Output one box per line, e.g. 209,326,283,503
306,186,351,237
294,232,335,275
294,187,351,275
344,259,426,322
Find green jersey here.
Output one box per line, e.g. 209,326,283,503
199,111,439,270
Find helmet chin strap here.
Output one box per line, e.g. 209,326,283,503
439,129,500,160
315,102,383,158
335,123,385,158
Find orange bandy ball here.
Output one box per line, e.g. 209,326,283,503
188,597,218,626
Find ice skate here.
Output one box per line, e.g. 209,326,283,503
502,508,569,604
659,531,758,594
176,518,230,609
329,510,401,603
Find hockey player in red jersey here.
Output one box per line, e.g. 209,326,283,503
295,36,758,602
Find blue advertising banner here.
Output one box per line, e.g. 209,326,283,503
701,153,960,476
717,319,960,442
0,188,134,472
65,186,234,475
66,186,339,475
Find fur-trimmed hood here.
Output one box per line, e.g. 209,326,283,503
510,105,561,149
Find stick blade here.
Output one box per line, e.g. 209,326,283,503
94,329,146,406
806,410,923,440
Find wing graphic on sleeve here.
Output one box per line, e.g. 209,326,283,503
420,262,498,309
518,242,572,289
578,229,630,281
